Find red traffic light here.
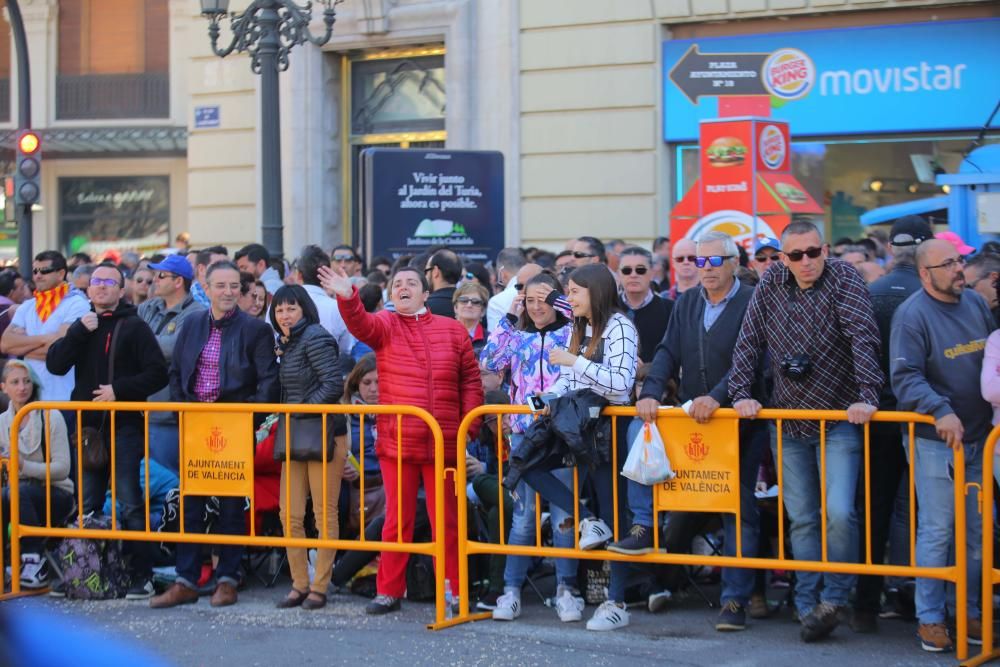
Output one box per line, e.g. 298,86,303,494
18,131,39,155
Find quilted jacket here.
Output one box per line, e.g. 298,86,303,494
337,288,482,465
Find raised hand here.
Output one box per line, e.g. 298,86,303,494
317,265,354,298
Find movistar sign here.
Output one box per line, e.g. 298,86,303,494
662,19,1000,142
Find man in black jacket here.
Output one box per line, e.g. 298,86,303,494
608,231,765,632
618,246,673,364
424,248,462,318
151,260,278,610
851,214,932,632
46,262,169,600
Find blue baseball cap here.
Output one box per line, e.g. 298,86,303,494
148,254,193,281
754,237,781,254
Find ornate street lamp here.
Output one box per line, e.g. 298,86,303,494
200,0,341,258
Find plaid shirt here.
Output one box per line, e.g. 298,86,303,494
194,308,237,403
729,257,883,439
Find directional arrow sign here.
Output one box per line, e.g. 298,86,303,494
668,45,769,104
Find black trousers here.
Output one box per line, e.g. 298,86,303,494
854,421,909,613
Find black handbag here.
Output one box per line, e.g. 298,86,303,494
272,414,336,462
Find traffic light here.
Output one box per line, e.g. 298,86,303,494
14,130,40,206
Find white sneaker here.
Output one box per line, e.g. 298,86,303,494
586,600,631,631
19,553,48,590
579,517,613,550
555,588,584,622
648,589,672,613
492,590,522,621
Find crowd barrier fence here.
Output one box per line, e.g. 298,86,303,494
1,401,450,627
453,406,977,660
966,429,1000,667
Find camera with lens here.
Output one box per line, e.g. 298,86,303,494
780,353,813,381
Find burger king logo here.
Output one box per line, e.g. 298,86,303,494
758,125,786,170
762,48,814,100
685,210,778,253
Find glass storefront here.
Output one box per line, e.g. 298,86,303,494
59,175,170,256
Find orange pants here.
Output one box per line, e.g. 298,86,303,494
376,458,458,597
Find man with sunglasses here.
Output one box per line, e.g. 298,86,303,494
890,238,994,652
47,262,169,600
623,231,764,631
752,238,782,278
852,214,932,633
569,236,606,267
2,251,91,401
425,248,463,319
618,247,672,364
729,220,883,644
137,254,206,474
665,238,700,300
962,252,1000,326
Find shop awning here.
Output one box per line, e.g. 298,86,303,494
0,126,187,159
859,196,949,226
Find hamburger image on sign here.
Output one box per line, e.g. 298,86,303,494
706,137,747,167
774,181,808,204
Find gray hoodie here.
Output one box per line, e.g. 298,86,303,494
890,288,995,444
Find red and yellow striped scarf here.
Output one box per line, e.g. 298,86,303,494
34,282,69,323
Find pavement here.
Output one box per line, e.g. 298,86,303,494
4,576,971,667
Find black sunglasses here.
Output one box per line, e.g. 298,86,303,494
32,266,59,275
572,251,595,259
694,255,734,268
514,282,525,291
672,255,697,264
620,266,648,276
754,254,780,263
785,246,824,262
457,297,485,306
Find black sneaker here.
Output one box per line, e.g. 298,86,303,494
800,602,841,642
606,525,656,555
365,594,401,615
716,600,747,631
850,609,878,634
48,579,67,598
476,590,501,611
126,579,155,601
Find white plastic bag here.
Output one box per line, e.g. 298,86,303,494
622,421,675,485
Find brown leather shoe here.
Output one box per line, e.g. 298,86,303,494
150,582,198,609
211,582,238,607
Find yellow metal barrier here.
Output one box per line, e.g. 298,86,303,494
964,425,1000,667
452,405,975,658
3,401,449,626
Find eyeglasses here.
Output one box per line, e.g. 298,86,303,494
332,254,354,262
672,255,697,264
457,297,485,306
620,266,649,276
90,278,119,287
32,266,59,276
572,251,595,259
134,277,151,284
784,247,824,262
424,266,433,274
157,272,178,280
514,283,525,291
754,254,780,264
694,255,734,268
925,257,965,271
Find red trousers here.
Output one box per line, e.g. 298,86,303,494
376,458,458,597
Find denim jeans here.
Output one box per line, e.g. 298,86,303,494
175,495,247,589
771,421,861,614
503,435,577,590
81,423,155,579
906,436,983,624
148,421,180,475
1,482,74,553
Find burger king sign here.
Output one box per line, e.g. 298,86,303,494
762,48,815,100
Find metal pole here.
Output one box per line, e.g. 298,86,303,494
257,4,283,260
8,0,32,270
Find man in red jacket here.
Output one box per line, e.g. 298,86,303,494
320,263,482,615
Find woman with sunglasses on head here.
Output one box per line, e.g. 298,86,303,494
479,271,583,623
452,282,490,356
